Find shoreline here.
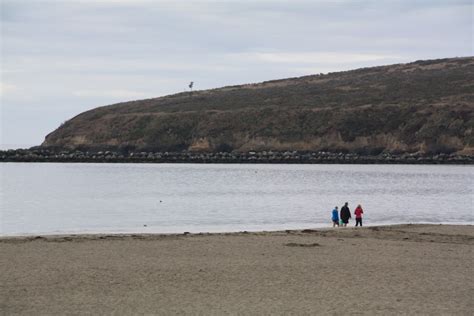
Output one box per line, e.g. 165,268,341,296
1,223,473,241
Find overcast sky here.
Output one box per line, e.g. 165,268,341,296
1,0,472,148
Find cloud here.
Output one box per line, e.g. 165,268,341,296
231,52,402,64
0,83,17,96
72,89,154,99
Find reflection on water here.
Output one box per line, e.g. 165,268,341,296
1,163,473,235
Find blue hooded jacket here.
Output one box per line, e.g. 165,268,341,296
332,208,339,221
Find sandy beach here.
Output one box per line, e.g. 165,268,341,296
1,224,473,315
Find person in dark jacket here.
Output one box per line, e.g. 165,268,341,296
340,202,351,227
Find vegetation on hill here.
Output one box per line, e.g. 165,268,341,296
42,57,474,155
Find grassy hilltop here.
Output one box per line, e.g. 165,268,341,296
42,57,474,155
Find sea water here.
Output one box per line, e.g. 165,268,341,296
0,163,472,236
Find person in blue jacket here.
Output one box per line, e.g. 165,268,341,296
331,206,339,227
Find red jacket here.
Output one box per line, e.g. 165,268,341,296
354,207,363,218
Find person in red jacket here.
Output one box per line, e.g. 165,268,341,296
354,204,364,227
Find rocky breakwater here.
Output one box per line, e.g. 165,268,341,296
1,149,473,164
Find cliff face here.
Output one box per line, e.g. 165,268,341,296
42,57,474,154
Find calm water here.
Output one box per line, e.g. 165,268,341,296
1,163,472,236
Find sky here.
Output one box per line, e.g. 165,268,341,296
0,0,472,149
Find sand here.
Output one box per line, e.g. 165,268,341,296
1,224,473,315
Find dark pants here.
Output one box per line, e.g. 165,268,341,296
355,218,362,226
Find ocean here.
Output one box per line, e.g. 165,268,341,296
1,163,472,236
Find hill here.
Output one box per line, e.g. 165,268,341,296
42,57,474,155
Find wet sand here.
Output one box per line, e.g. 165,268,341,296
1,224,473,315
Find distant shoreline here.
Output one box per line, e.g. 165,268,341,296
1,149,473,164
